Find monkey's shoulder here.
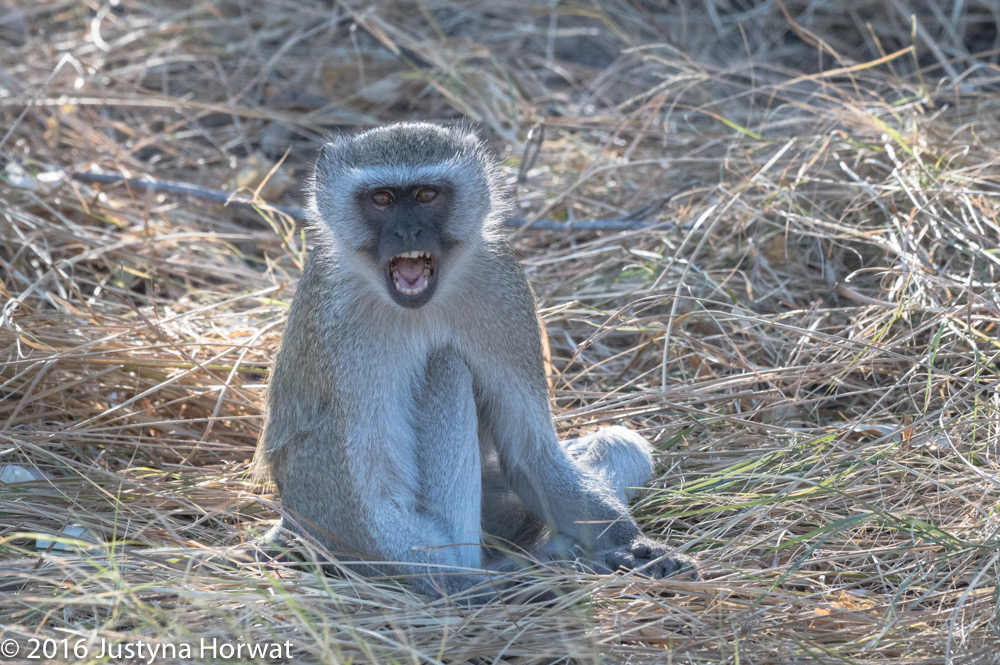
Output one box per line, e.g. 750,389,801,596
478,240,537,304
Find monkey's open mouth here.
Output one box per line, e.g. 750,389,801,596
388,251,435,296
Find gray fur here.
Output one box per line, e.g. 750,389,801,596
257,122,695,602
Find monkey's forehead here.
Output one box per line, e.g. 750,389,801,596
324,122,485,170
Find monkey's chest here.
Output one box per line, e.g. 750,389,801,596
338,336,463,468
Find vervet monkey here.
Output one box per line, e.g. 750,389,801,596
257,123,695,601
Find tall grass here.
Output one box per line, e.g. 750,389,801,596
1,1,998,662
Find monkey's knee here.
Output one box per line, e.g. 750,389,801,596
571,426,654,504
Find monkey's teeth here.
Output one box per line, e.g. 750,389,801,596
398,282,428,295
389,252,433,297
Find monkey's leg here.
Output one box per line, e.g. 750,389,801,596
480,450,548,564
564,425,654,506
265,347,500,603
414,347,483,571
482,427,653,564
480,427,653,557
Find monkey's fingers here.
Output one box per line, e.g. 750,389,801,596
604,541,664,577
649,551,700,581
605,544,699,581
604,549,651,576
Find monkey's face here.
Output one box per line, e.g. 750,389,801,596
311,123,505,309
358,183,456,309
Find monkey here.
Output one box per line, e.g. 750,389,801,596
255,122,696,602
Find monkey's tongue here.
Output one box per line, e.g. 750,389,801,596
395,257,424,284
391,256,431,294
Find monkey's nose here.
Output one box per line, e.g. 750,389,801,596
394,228,422,241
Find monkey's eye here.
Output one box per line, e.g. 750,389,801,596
372,190,393,206
415,187,437,203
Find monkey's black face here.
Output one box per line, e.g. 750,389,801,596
358,184,455,308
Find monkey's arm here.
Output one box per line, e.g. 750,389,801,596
469,252,632,548
472,252,690,577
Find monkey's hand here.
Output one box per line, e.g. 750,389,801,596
601,539,698,580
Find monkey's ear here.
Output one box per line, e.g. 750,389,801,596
317,142,336,165
314,143,341,184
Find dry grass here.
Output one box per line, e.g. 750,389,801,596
2,1,999,663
